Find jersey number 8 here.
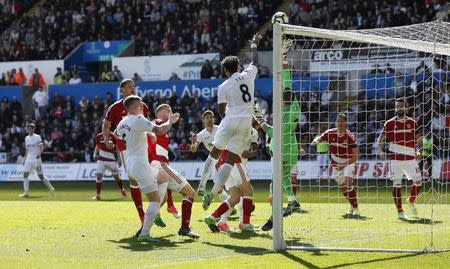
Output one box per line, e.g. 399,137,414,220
240,84,252,103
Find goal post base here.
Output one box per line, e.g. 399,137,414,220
286,246,450,254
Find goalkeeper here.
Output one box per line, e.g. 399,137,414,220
253,64,305,231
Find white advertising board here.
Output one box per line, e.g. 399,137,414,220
0,160,444,182
112,53,219,81
0,60,64,86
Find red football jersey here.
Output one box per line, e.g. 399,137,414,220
105,98,149,151
319,128,357,164
147,119,169,163
95,133,117,162
382,116,418,161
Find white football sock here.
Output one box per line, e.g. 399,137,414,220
219,190,229,202
199,155,218,189
157,182,169,206
140,201,160,237
23,177,29,193
42,177,53,190
210,163,233,196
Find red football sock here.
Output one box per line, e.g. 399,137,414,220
409,184,421,203
181,197,193,229
130,186,145,224
343,186,358,208
115,180,124,191
95,181,102,195
167,189,175,208
242,197,253,224
392,187,403,212
212,201,230,219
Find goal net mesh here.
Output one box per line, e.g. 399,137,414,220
272,20,450,252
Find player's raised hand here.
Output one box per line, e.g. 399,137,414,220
169,113,180,124
191,133,197,144
250,33,262,46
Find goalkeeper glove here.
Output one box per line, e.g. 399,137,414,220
252,104,266,125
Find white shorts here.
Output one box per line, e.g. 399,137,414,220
390,159,422,186
126,158,158,194
23,160,43,174
213,117,251,155
150,160,188,192
332,163,355,185
317,153,329,166
224,163,250,190
96,161,119,175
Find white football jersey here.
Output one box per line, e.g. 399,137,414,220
25,134,43,160
217,63,257,118
196,125,219,152
114,114,155,161
241,127,259,164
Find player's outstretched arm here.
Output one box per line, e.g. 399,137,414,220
311,136,321,147
249,33,262,66
153,113,180,135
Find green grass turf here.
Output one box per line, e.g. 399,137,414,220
0,181,449,269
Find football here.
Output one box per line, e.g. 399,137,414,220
271,11,289,25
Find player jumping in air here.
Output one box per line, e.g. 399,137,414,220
198,33,262,231
147,104,199,238
92,131,126,200
115,95,179,242
377,98,422,220
20,123,55,197
311,114,360,217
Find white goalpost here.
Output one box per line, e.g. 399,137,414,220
272,21,450,253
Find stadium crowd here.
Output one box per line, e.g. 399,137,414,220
0,0,280,62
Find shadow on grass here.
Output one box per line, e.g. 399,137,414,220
280,250,321,269
227,230,273,240
282,208,310,214
22,195,44,199
340,214,372,221
107,234,192,251
203,242,270,256
321,252,423,269
98,197,126,202
401,218,442,225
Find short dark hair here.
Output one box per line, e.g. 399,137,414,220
395,98,408,107
123,95,141,111
120,78,134,89
336,113,347,121
27,123,36,129
202,110,214,118
221,56,240,74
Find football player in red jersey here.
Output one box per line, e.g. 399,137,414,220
147,104,199,238
311,114,360,217
102,79,149,225
92,132,126,200
377,98,422,220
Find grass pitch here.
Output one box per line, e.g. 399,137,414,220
0,181,449,269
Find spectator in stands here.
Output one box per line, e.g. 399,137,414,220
69,73,82,84
179,138,191,159
15,68,26,85
28,68,45,89
384,63,395,74
132,72,142,82
200,59,214,79
0,73,6,85
111,65,123,81
101,69,113,82
169,138,179,161
32,85,49,119
54,67,65,85
169,72,181,80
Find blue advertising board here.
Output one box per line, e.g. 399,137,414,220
83,40,130,62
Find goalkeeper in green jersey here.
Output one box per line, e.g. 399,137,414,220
253,63,306,231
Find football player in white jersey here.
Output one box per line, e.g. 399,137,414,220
114,95,179,242
20,123,55,197
199,33,262,213
191,110,237,214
